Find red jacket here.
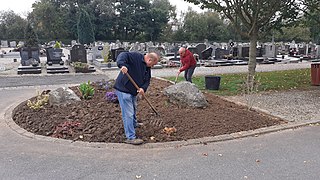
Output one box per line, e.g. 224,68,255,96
179,49,197,72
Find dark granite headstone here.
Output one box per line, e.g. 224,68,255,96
214,48,230,60
241,46,250,57
111,48,124,61
115,49,128,60
20,47,40,66
195,43,206,59
46,48,62,64
232,47,238,57
70,45,87,63
201,47,213,60
187,47,198,55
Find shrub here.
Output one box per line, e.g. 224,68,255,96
27,92,49,110
79,81,95,99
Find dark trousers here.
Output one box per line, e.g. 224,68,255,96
184,65,196,83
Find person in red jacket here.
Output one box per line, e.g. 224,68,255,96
177,47,197,83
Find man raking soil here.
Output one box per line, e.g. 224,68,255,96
114,51,159,145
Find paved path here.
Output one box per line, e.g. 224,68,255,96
1,63,320,179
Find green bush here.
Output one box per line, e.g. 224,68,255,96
79,81,95,99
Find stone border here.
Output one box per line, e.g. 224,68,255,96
3,82,320,150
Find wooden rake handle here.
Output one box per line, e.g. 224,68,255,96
124,72,159,115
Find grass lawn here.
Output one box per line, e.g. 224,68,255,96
166,68,312,96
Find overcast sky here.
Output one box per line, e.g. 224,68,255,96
0,0,203,17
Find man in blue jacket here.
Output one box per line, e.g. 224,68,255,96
114,52,159,145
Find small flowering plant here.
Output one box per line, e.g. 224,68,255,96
96,79,115,90
105,91,118,103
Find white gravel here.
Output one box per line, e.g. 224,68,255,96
226,89,320,122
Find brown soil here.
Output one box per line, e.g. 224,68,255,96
12,78,285,143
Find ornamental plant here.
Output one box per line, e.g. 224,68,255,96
27,92,49,110
96,79,115,90
105,91,118,103
79,81,95,99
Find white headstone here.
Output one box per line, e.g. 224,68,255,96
9,41,16,47
1,40,8,48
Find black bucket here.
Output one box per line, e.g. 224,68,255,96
205,75,221,90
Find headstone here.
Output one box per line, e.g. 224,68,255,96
20,47,40,66
111,47,124,61
46,47,63,64
201,47,213,60
70,45,87,63
239,46,250,58
115,49,128,60
187,47,198,55
1,40,8,48
92,45,104,60
71,40,77,47
264,44,277,58
195,43,206,59
18,47,41,74
9,41,16,47
148,46,165,56
316,45,320,58
214,48,230,59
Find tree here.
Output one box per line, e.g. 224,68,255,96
0,10,27,40
24,21,39,47
29,0,71,41
184,0,299,87
300,0,320,43
77,8,95,44
179,10,232,42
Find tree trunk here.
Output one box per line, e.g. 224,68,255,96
247,29,258,91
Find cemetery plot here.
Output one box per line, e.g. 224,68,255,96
17,47,42,75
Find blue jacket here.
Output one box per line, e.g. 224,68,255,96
114,52,151,96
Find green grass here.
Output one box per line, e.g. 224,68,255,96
165,68,312,96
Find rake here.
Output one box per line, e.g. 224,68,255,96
124,72,163,126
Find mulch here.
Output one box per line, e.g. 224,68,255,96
12,78,285,143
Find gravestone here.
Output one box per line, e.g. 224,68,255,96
111,47,124,61
316,45,320,58
232,47,238,57
71,40,77,47
92,45,104,60
20,47,40,65
148,46,165,56
1,40,8,48
115,49,128,60
264,44,277,58
214,48,230,60
46,47,63,64
18,47,41,74
201,47,213,60
10,41,16,47
239,46,250,58
195,43,206,59
70,45,87,63
187,47,198,55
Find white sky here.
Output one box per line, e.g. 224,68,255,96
0,0,204,17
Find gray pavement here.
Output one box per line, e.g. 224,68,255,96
1,64,320,179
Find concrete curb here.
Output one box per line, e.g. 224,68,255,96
3,84,320,150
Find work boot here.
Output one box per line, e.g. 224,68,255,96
125,138,144,145
134,122,144,128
